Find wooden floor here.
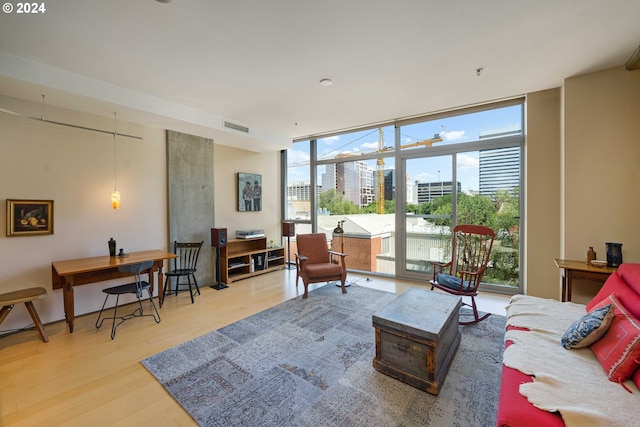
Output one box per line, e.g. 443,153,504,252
0,269,510,427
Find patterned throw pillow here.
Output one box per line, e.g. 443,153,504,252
590,293,640,383
561,304,614,349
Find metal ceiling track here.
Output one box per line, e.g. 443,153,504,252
0,104,142,140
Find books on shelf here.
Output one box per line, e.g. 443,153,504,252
228,261,246,268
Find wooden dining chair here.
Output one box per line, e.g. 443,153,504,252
164,241,204,304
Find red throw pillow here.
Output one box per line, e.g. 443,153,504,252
634,368,640,390
587,272,640,320
590,293,640,384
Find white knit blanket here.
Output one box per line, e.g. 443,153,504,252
503,294,640,427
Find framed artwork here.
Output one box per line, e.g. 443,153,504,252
237,172,262,212
6,199,54,237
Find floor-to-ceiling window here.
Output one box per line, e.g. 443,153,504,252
284,99,523,293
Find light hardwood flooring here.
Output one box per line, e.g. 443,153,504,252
0,269,510,427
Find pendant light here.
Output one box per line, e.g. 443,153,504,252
111,112,121,209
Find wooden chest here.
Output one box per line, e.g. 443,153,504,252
372,289,461,395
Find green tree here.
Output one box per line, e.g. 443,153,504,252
318,189,359,215
361,200,395,214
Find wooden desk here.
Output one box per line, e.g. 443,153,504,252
52,250,178,333
554,258,617,302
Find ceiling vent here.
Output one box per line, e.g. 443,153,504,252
224,121,249,133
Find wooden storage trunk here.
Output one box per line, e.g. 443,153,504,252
372,289,461,395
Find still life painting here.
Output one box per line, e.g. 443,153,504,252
6,199,54,236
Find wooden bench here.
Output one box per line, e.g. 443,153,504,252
0,287,49,342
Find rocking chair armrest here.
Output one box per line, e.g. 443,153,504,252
457,266,486,277
428,260,452,280
428,260,452,269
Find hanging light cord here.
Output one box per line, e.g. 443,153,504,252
113,112,117,191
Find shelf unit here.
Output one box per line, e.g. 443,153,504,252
220,237,285,284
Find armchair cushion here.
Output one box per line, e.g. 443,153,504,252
299,233,332,264
305,263,344,279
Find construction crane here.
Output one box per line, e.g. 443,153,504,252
376,129,385,214
375,130,443,214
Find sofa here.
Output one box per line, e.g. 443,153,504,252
496,262,640,427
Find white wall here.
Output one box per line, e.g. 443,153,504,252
213,144,282,245
562,66,640,303
0,106,168,331
525,88,562,299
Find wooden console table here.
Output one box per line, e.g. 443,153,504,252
52,250,177,333
554,258,617,302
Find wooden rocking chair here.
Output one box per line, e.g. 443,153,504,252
429,224,495,325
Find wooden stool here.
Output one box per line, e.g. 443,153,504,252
0,287,49,342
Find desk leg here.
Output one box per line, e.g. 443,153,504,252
63,278,75,333
566,270,573,302
561,269,567,302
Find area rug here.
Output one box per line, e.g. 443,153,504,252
141,284,506,427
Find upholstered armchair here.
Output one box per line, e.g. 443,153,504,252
295,233,347,299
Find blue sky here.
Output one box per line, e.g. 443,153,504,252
288,104,522,194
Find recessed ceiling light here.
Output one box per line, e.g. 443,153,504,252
319,78,333,87
155,0,172,3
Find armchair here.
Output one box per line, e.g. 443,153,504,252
295,233,348,299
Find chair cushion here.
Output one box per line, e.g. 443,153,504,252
305,263,343,279
103,281,150,295
561,304,614,349
436,273,472,292
297,233,330,264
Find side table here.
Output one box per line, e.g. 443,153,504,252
554,258,617,302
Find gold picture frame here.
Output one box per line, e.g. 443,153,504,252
6,199,54,237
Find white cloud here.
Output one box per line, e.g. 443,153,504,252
319,135,339,144
440,130,466,141
457,153,479,169
287,149,309,165
361,141,379,150
413,172,437,182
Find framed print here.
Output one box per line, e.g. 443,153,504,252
6,199,54,237
237,172,262,212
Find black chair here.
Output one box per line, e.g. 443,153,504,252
164,241,203,303
95,260,160,339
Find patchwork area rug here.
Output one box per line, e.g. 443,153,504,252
141,284,506,427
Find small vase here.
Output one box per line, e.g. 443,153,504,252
586,247,596,265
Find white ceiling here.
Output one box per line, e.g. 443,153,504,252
1,0,639,152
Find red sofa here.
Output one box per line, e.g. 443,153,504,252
496,263,640,427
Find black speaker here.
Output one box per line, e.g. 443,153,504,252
282,222,295,237
211,228,227,248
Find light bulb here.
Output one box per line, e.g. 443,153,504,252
111,190,121,209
